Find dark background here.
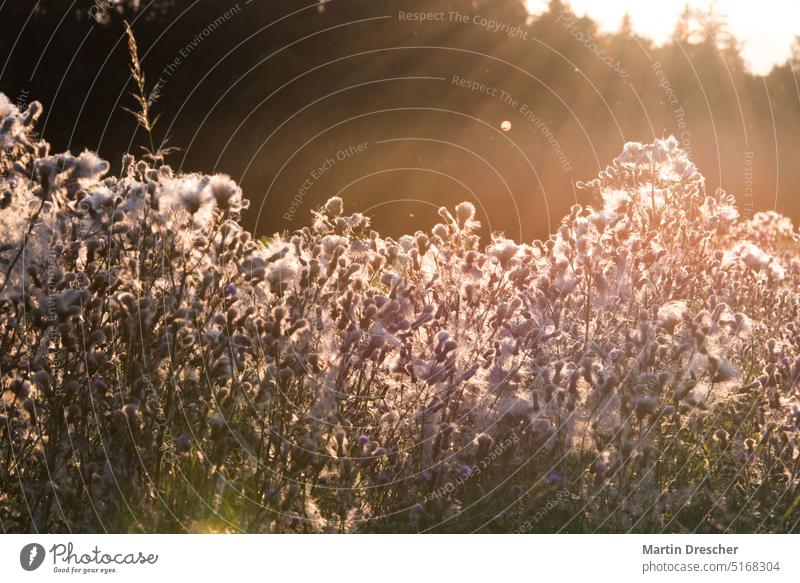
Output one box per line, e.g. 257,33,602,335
1,0,798,241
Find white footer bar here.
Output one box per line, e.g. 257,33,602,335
1,534,796,582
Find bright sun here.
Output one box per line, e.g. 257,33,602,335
525,0,799,74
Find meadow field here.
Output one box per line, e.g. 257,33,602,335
2,89,800,533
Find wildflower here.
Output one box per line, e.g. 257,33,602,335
324,196,343,216
160,175,216,226
0,93,15,118
22,399,37,421
712,429,729,446
32,370,51,394
175,434,191,453
723,241,785,279
208,174,244,211
73,150,110,180
123,404,141,429
488,237,519,266
601,188,630,212
619,140,645,164
455,200,476,223
630,394,659,418
707,356,740,384
657,301,688,333
4,96,800,534
474,432,494,459
431,223,448,241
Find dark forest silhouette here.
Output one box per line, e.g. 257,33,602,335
1,0,798,241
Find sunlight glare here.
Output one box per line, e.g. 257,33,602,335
525,0,800,74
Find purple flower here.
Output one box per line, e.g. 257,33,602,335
358,435,369,446
224,283,237,297
175,434,191,452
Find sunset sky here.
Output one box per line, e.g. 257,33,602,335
526,0,800,74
